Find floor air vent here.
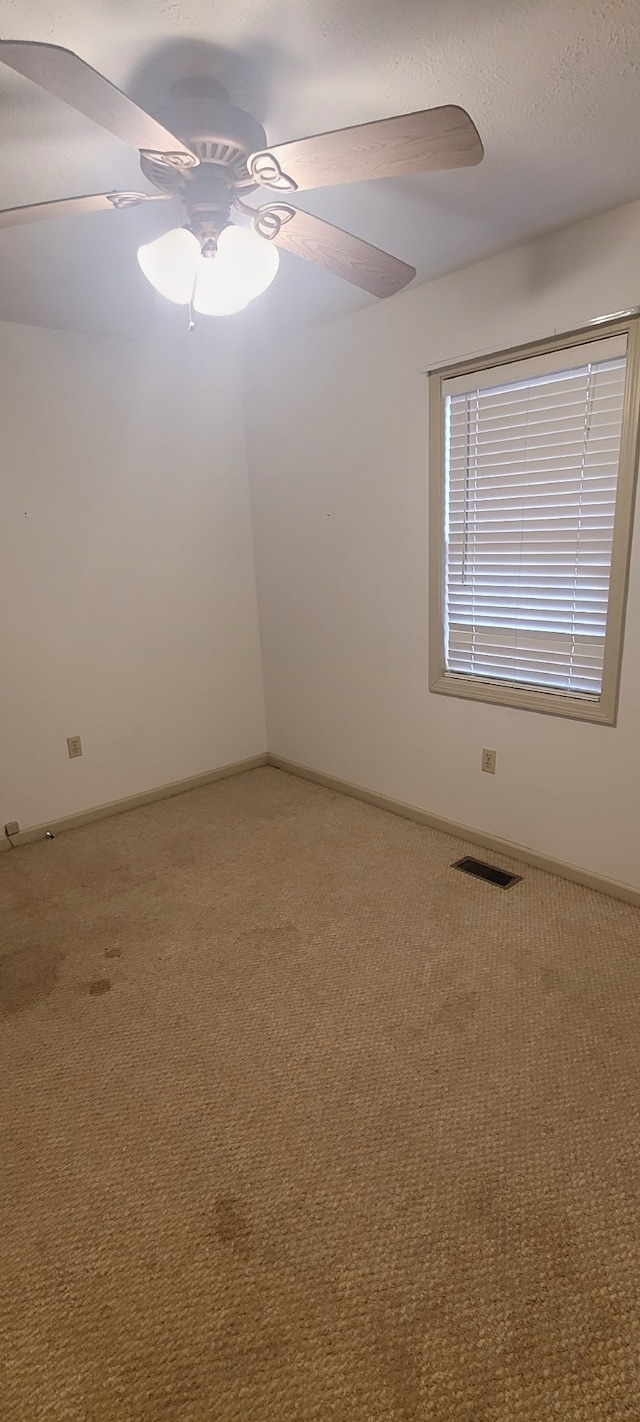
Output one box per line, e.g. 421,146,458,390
452,855,522,889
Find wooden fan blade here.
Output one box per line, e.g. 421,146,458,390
249,106,483,192
0,191,173,231
260,206,415,298
0,42,197,168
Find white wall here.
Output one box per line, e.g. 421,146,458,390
0,321,266,831
246,199,640,891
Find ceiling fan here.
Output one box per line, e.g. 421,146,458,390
0,41,484,319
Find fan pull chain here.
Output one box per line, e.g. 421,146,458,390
188,273,197,332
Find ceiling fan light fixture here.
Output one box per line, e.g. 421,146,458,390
137,226,199,304
138,221,280,315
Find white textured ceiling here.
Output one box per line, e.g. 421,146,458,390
1,0,640,339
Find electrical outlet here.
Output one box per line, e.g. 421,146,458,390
67,735,83,759
481,748,496,774
4,821,19,838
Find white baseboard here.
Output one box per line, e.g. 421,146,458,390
267,754,640,908
0,754,268,853
4,749,638,907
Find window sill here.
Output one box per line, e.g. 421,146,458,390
429,671,616,725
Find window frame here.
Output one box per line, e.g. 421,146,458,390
428,314,640,725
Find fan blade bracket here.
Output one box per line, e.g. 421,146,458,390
251,203,297,239
247,152,298,192
139,148,198,172
106,191,157,209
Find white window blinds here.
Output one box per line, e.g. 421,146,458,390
442,334,628,699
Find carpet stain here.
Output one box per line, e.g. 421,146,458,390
104,945,123,960
0,944,65,1016
88,978,111,997
213,1194,253,1253
435,988,479,1031
540,963,561,992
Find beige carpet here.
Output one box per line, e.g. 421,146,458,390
1,766,640,1420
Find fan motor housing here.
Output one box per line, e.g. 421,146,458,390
140,78,268,197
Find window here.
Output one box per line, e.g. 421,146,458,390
428,316,640,723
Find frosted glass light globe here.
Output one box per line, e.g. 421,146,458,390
193,227,279,315
138,222,279,315
137,228,199,304
192,251,250,316
216,225,280,300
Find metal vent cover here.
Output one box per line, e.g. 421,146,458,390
452,855,522,889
